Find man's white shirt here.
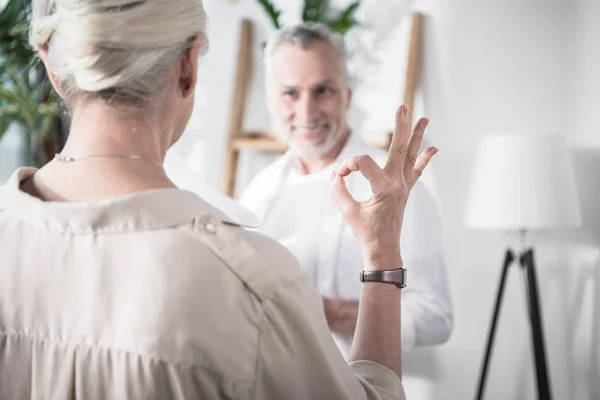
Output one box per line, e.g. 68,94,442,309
240,132,453,359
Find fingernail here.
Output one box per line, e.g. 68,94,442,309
433,147,439,154
424,118,429,127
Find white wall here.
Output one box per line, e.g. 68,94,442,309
565,1,600,397
180,0,599,399
571,0,600,146
412,0,599,399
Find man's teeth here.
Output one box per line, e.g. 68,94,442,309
297,126,321,133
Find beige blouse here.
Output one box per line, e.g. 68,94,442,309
0,168,405,400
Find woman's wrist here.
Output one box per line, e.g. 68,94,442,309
363,248,402,272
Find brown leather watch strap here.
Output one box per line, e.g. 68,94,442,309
360,268,406,288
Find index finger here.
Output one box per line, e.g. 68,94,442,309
336,155,387,194
383,104,410,175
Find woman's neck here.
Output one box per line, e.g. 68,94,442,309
28,102,179,202
61,101,172,163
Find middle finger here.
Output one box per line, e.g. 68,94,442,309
384,105,411,176
405,117,429,170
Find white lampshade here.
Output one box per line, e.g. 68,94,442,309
465,134,581,230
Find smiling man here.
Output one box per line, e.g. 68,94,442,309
240,23,453,359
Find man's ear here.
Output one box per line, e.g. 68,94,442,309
37,45,65,98
179,35,204,98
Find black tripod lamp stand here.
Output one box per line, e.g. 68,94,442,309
475,244,551,400
464,134,581,400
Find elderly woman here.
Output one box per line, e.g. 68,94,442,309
0,0,437,399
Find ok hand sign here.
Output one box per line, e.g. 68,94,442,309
331,105,438,270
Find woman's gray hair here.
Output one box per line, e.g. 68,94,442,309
29,0,209,108
264,22,349,87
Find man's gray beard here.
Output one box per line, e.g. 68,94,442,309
288,132,341,160
272,119,342,161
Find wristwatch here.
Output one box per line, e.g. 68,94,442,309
360,268,406,289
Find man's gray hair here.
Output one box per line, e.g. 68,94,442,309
264,22,349,87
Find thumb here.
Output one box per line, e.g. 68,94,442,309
331,171,359,215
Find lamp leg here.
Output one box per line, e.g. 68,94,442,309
520,249,553,400
475,249,515,400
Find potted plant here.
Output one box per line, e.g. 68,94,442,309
0,0,65,167
256,0,361,35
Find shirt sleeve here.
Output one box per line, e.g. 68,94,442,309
253,273,406,400
399,182,454,350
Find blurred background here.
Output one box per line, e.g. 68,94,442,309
1,0,598,399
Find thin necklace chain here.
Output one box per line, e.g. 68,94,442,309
54,153,164,169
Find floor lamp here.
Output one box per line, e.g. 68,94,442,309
464,134,581,400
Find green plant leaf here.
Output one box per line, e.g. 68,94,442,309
328,1,360,35
0,104,25,132
5,66,31,99
0,0,34,69
0,118,10,142
257,0,281,29
1,0,63,166
0,86,24,106
302,0,330,23
0,86,37,132
0,0,28,26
